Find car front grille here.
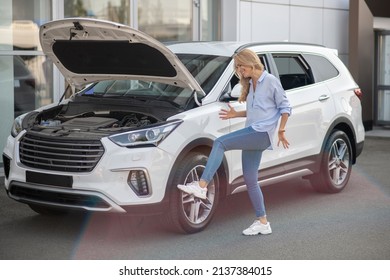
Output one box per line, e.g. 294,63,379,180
19,132,104,172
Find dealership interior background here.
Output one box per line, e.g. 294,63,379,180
0,0,389,169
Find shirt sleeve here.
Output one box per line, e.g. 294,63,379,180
272,77,292,116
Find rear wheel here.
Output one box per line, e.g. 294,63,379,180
166,152,220,234
310,130,353,193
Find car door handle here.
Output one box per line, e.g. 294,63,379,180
318,94,330,101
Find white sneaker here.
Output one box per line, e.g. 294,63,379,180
177,181,207,199
242,220,272,236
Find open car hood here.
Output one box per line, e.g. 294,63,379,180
39,18,202,92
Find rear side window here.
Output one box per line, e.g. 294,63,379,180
303,54,339,82
272,54,314,90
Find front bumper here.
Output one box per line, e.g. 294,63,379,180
7,180,126,212
6,180,170,215
3,136,175,214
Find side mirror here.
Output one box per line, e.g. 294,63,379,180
231,83,242,98
220,83,242,102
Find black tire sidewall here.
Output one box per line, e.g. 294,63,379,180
168,152,219,234
318,130,352,193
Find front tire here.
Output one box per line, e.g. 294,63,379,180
310,130,353,193
166,152,220,234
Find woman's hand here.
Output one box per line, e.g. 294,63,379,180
219,104,237,120
277,130,290,149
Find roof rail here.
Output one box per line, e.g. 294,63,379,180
234,42,326,53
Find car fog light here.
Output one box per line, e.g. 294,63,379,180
127,170,150,196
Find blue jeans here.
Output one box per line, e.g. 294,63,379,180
201,126,271,218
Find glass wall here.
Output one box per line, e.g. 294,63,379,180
377,32,390,124
64,0,131,24
201,0,221,41
138,0,192,42
137,0,221,42
0,0,53,165
0,0,53,111
63,0,221,42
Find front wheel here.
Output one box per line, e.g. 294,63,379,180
166,152,220,234
310,130,353,193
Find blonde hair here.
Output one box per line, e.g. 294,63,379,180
233,49,264,102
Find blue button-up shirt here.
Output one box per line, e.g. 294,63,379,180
245,70,292,149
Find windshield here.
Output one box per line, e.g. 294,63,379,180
77,54,231,108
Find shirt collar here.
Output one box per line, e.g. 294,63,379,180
249,70,268,85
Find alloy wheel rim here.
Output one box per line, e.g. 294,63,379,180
328,138,350,187
181,164,215,225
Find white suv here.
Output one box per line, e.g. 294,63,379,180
2,18,365,233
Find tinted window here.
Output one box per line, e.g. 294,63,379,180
178,54,230,94
259,55,268,71
303,54,339,82
272,54,314,90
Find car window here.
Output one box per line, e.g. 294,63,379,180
79,79,194,108
303,54,339,82
177,54,231,94
259,55,269,72
272,54,314,90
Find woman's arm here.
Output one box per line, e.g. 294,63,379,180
278,112,288,132
219,103,246,120
277,113,290,149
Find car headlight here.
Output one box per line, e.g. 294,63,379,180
11,113,28,137
109,120,182,147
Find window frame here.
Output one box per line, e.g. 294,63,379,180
271,53,315,91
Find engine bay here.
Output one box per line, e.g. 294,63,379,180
40,112,156,130
30,108,161,138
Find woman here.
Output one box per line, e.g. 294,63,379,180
178,48,291,235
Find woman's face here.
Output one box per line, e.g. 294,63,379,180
235,63,253,78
